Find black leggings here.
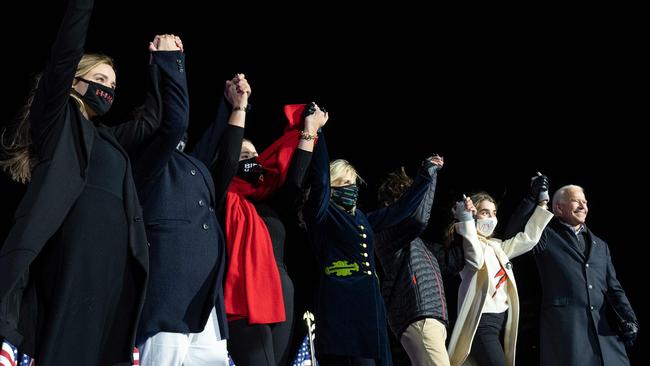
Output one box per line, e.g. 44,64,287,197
227,274,294,366
318,354,377,366
469,311,508,366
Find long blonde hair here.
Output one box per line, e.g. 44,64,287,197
0,54,114,183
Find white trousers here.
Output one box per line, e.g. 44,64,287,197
139,308,229,366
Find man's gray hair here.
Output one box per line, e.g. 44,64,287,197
552,184,584,214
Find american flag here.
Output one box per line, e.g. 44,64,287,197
132,347,139,366
1,340,34,366
291,335,317,366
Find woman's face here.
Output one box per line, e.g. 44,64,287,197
331,170,356,188
239,140,258,161
475,200,497,219
72,63,116,95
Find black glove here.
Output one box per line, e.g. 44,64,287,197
530,173,550,203
620,320,639,347
302,101,324,118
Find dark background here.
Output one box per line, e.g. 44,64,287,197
1,1,647,364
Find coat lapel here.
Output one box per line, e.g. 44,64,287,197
583,226,597,262
555,222,587,261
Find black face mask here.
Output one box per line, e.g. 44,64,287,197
331,184,358,212
237,157,265,183
76,77,115,116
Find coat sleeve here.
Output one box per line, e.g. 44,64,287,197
366,165,435,233
212,125,244,218
30,0,95,157
374,165,438,255
266,148,313,223
503,196,537,240
131,51,188,183
303,131,330,224
189,97,230,167
1,0,94,347
455,220,485,271
112,51,187,155
603,242,637,323
500,206,553,259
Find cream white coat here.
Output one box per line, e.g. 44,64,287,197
448,206,553,366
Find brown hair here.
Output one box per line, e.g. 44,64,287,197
377,166,412,207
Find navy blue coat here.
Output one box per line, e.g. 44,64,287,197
535,219,635,366
506,199,637,366
132,53,230,344
304,133,433,365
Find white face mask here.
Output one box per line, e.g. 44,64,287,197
476,217,498,237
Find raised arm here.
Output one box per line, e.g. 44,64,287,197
367,156,441,232
111,35,186,155
191,74,251,167
500,205,553,259
452,197,485,271
501,173,552,257
303,130,331,224
271,103,329,214
131,35,187,183
30,0,95,151
503,173,550,241
212,75,251,213
374,156,443,254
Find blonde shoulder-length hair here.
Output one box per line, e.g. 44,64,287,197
329,159,365,185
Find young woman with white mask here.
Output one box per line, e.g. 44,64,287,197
447,175,552,366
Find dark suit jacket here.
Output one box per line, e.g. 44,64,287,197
132,51,230,344
0,0,156,353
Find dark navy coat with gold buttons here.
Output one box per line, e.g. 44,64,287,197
304,134,433,365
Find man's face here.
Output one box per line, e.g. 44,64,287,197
556,188,588,226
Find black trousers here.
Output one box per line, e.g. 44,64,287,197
227,273,294,366
470,311,508,366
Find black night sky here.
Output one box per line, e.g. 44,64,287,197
1,1,647,364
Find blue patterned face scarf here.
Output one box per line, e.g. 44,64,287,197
331,184,358,212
